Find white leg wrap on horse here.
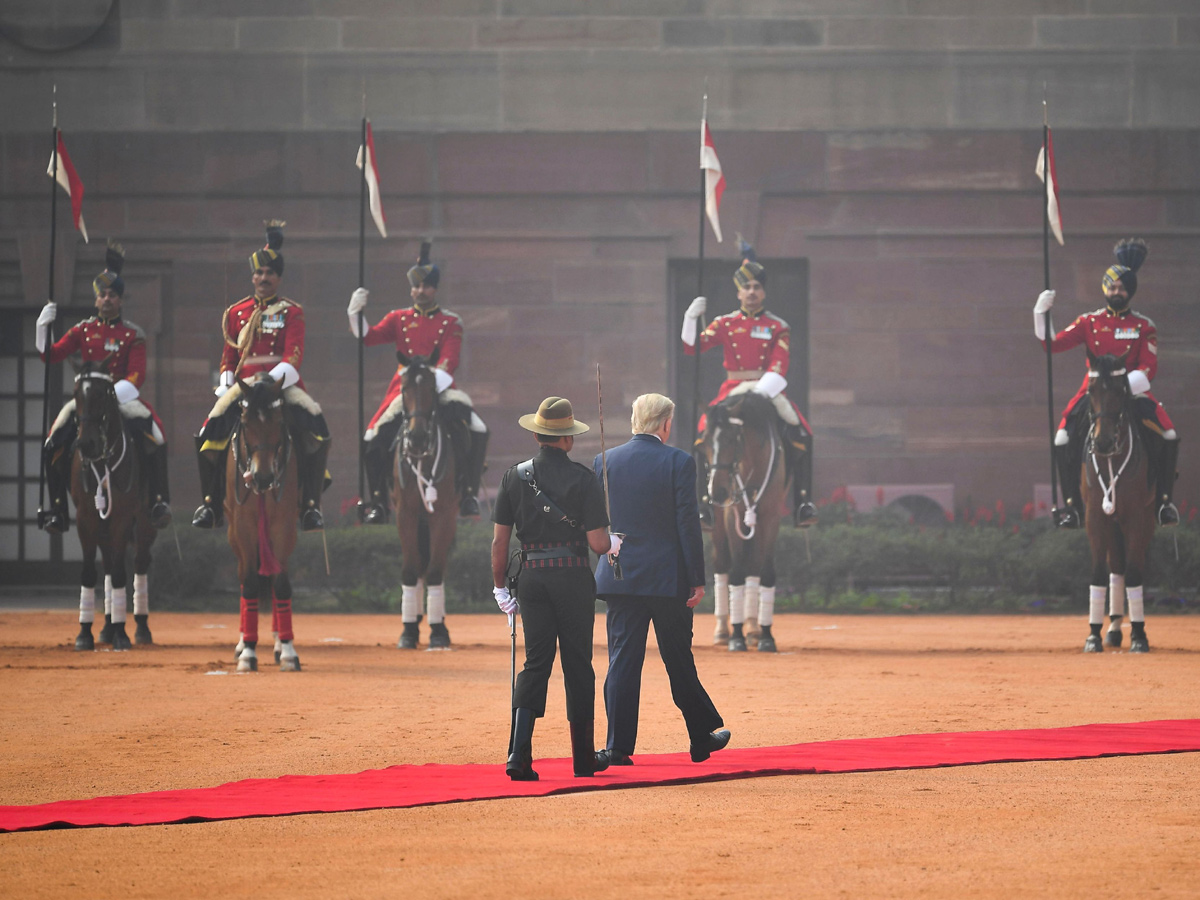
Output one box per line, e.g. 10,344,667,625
713,573,729,617
104,575,113,616
1108,573,1126,618
729,583,746,625
111,582,127,624
744,576,761,620
1089,585,1106,626
426,584,446,625
401,584,421,624
133,574,149,616
79,586,95,624
1128,585,1145,623
759,585,776,627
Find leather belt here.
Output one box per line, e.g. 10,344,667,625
521,542,589,568
726,369,765,381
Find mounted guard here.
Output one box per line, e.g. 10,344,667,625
37,240,172,535
681,239,817,530
347,240,489,522
191,221,331,532
1035,238,1180,529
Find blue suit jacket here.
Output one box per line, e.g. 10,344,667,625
594,434,705,599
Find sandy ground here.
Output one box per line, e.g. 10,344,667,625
1,609,1198,900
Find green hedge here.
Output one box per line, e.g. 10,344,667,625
147,510,1200,614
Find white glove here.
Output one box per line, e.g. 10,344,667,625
35,302,57,353
434,368,453,393
348,287,369,316
114,379,139,404
493,586,517,616
214,370,234,397
685,296,706,319
753,371,787,399
1033,290,1056,315
1128,369,1150,396
682,297,706,347
608,533,624,556
268,361,300,389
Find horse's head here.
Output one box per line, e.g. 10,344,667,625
1086,348,1132,458
235,373,289,493
703,391,776,506
74,358,120,463
400,356,438,458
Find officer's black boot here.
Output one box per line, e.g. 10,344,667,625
458,428,488,518
694,445,713,529
1053,441,1083,529
146,444,172,529
570,719,609,777
1157,439,1181,527
506,708,539,782
359,440,391,525
191,436,226,529
40,444,71,535
299,439,330,532
788,426,817,527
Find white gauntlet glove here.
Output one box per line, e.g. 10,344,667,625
214,370,234,397
753,371,787,399
1127,369,1150,396
114,379,139,405
347,288,369,338
1033,290,1056,341
493,586,518,616
607,533,624,556
35,302,57,354
682,296,707,347
268,361,300,390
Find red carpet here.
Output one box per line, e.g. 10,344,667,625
2,719,1198,833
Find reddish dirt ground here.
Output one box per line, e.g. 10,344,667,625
1,609,1198,899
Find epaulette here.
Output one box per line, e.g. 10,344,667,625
1130,309,1156,328
762,310,790,330
123,319,147,340
439,308,464,324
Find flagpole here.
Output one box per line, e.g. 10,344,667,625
1041,92,1059,514
356,102,367,514
37,87,59,528
690,92,708,447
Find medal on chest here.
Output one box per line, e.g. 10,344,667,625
104,338,121,353
749,324,773,341
1114,327,1140,341
261,313,285,333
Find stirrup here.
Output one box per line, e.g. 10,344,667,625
359,501,387,525
1158,502,1179,527
458,494,481,518
1053,506,1080,529
794,501,817,528
300,507,325,532
39,510,69,535
150,502,172,530
191,504,222,529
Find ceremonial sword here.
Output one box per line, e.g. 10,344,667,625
596,363,623,580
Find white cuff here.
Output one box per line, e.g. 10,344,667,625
1033,311,1052,342
1128,370,1151,396
434,368,453,393
754,371,787,398
36,323,49,354
268,362,300,389
348,311,369,339
114,379,139,404
681,317,698,347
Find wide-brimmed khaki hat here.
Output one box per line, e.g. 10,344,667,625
518,396,590,436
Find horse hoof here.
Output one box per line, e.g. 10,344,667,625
135,625,153,645
1104,630,1122,649
111,626,132,651
74,628,94,651
757,636,777,653
98,623,115,644
1083,635,1104,653
1130,637,1150,654
237,648,258,672
234,638,245,660
274,639,282,664
398,623,420,650
428,623,451,649
728,636,747,652
713,618,730,643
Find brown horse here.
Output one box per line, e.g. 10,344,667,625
701,389,791,653
70,360,157,651
226,374,301,672
1081,349,1156,654
393,358,459,650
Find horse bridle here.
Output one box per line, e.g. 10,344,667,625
707,411,779,541
232,393,291,503
75,371,127,466
1085,367,1131,460
398,367,448,513
75,370,133,518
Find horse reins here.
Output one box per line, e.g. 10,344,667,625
1086,365,1136,518
76,371,133,520
709,414,779,541
232,393,291,503
399,369,446,514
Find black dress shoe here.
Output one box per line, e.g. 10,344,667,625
40,511,69,535
598,749,633,767
361,503,387,525
690,729,731,763
192,504,221,529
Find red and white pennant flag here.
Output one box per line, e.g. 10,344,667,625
46,132,88,243
1036,129,1063,246
356,120,387,239
700,118,724,243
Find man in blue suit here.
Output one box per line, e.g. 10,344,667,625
594,392,729,765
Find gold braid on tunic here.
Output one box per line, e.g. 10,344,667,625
222,299,269,379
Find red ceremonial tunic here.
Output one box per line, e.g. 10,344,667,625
363,305,464,430
1044,306,1173,432
219,295,306,389
683,307,810,431
42,314,162,431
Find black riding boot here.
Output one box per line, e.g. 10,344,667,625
1053,441,1083,528
458,428,488,518
570,719,609,777
787,426,817,527
1157,439,1181,527
360,440,391,525
146,444,172,529
299,439,330,532
507,708,539,782
191,436,226,529
694,445,713,529
40,443,72,535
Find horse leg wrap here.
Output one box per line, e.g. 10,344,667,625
1108,573,1126,619
110,582,127,624
79,586,95,624
743,576,761,640
401,584,421,624
104,575,114,617
273,593,294,643
133,574,149,617
759,585,776,627
241,596,259,644
729,583,746,625
1127,585,1145,624
713,574,729,617
426,584,446,625
1089,585,1106,626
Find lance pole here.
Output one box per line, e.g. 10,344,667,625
1042,91,1059,514
37,87,59,528
356,91,367,512
690,91,708,450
